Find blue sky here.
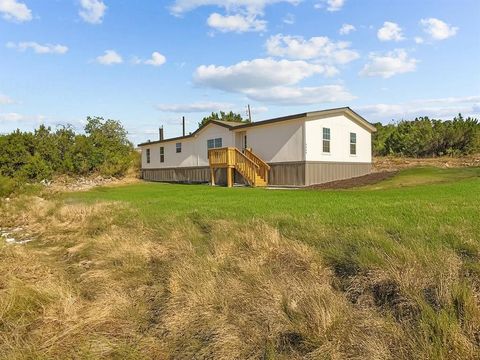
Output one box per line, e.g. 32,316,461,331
1,0,479,144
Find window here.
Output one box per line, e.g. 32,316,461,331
146,148,151,164
176,142,182,153
322,127,330,153
207,138,222,149
160,147,164,163
350,132,357,155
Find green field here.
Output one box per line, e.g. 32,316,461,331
68,166,480,219
67,167,480,272
1,167,479,359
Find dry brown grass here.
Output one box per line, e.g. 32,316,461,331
0,196,479,359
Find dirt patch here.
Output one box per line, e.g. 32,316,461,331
372,279,420,322
307,171,398,190
43,174,140,193
374,155,480,172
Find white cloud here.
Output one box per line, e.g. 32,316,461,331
6,41,68,54
156,101,233,113
266,34,359,65
0,112,23,121
244,85,355,105
170,0,300,15
339,23,355,35
282,13,295,25
207,12,266,32
132,52,167,66
358,95,480,122
360,49,417,78
193,57,355,105
0,0,31,22
0,94,14,105
248,105,269,114
170,0,299,33
79,0,107,24
377,21,405,42
414,36,424,44
145,52,167,66
314,0,345,12
194,58,336,92
95,50,123,65
0,112,46,122
420,18,458,40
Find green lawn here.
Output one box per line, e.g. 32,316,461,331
65,166,480,270
364,166,480,190
66,167,480,226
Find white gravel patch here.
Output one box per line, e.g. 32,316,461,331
1,227,34,245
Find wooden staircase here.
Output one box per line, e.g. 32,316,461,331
208,147,270,187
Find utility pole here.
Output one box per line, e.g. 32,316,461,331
247,104,252,122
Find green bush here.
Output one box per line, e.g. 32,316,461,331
0,175,16,197
18,154,53,181
0,117,134,183
373,114,480,157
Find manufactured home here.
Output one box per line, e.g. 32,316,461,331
138,107,376,187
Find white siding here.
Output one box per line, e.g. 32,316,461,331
193,124,235,165
141,123,234,169
305,115,372,163
140,113,373,169
238,119,304,162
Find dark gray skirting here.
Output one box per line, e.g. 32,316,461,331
141,161,372,187
142,166,215,183
304,161,372,186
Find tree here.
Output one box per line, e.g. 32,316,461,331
197,111,249,128
0,116,135,182
380,114,480,157
55,125,76,173
372,122,396,156
83,116,134,177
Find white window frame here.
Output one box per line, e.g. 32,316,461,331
207,138,222,149
160,146,164,163
350,132,357,155
146,148,151,164
322,128,330,153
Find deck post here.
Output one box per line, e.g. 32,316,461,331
210,168,215,186
227,167,233,187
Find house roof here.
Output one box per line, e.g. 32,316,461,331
213,120,246,127
231,107,376,132
137,119,244,146
137,107,375,147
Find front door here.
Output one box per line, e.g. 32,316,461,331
236,131,247,150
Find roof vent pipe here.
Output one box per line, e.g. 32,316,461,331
159,126,164,141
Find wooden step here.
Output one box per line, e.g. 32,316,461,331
254,180,267,187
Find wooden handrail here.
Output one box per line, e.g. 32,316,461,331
208,147,268,187
244,148,270,170
244,148,270,184
234,148,259,168
233,148,259,186
208,147,233,167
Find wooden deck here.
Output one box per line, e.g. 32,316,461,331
208,147,270,187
